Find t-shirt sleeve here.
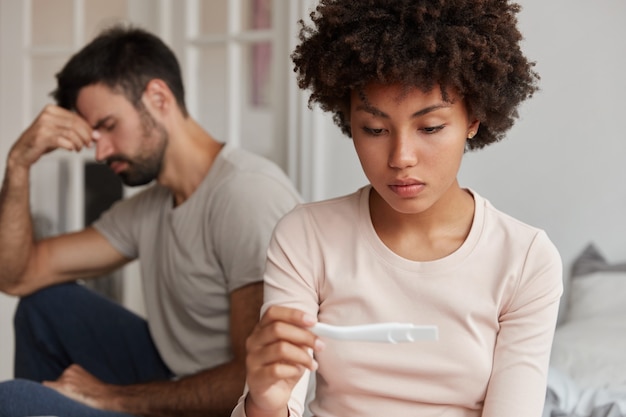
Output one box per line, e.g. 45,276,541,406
482,230,563,417
92,191,146,260
262,206,320,317
230,204,321,417
210,172,302,293
230,372,310,417
249,207,320,417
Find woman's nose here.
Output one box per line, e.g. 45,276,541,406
388,133,418,169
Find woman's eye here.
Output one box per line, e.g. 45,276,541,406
104,124,116,132
362,127,385,136
422,125,444,134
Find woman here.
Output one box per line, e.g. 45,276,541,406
233,1,563,416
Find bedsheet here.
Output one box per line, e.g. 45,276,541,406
543,367,626,417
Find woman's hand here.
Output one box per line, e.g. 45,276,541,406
244,305,324,417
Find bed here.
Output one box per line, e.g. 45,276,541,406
543,244,626,417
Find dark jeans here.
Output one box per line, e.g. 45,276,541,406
0,282,173,417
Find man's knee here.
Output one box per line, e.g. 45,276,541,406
0,379,90,417
14,282,82,329
0,379,43,410
0,378,39,394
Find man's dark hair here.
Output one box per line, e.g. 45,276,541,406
291,0,540,150
53,24,188,116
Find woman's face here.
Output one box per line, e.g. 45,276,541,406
350,83,479,216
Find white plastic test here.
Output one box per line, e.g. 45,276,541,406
311,322,438,343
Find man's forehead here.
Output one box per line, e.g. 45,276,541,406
75,83,132,123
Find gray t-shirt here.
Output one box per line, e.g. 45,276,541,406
93,144,302,376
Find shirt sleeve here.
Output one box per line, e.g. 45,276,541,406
231,373,310,417
210,171,302,293
264,208,321,416
482,230,564,417
230,208,318,417
91,188,154,259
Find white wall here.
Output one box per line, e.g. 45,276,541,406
460,0,626,315
312,0,626,306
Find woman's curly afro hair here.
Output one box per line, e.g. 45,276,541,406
291,0,540,150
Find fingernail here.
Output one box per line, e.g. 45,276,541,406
311,359,319,371
303,314,317,325
314,338,326,352
92,130,101,140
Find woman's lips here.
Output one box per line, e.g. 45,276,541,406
389,181,425,198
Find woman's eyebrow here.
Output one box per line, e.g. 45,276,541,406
354,103,451,118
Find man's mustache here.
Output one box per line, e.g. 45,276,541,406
105,156,132,166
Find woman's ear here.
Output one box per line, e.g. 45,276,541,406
467,119,480,139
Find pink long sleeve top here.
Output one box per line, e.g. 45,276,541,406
232,186,562,417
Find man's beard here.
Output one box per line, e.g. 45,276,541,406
111,146,164,186
107,109,168,187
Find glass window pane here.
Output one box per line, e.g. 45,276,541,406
197,45,228,141
31,55,70,117
199,0,228,35
240,42,279,164
32,0,74,46
246,42,273,108
240,100,278,164
243,0,272,30
84,0,129,40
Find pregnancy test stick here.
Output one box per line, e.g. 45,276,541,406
311,322,438,343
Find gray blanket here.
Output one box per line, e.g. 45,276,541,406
542,367,626,417
544,387,626,417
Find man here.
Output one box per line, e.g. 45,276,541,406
0,25,301,417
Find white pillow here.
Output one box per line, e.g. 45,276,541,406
567,270,626,321
551,244,626,393
565,244,626,323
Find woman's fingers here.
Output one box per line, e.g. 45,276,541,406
260,305,317,328
251,318,318,350
248,336,318,373
244,307,320,414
